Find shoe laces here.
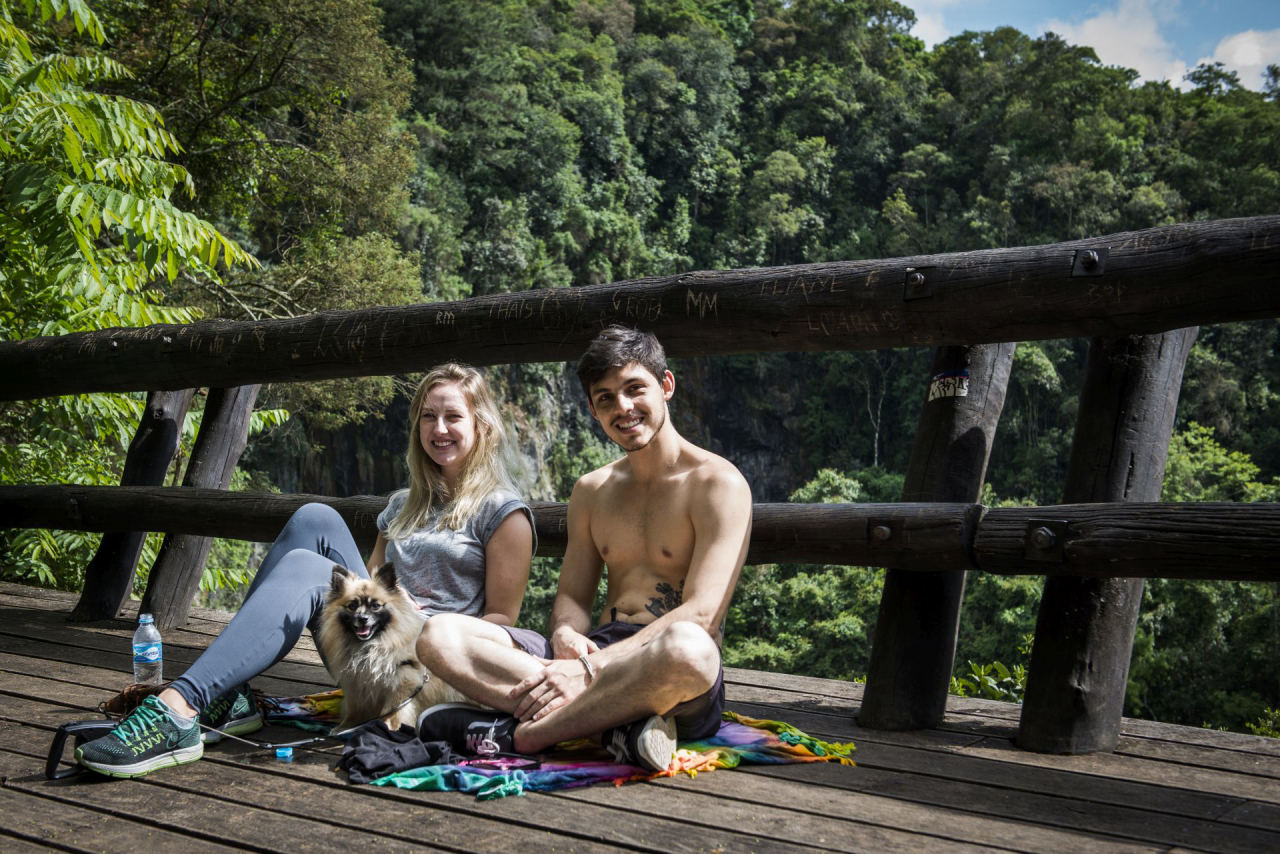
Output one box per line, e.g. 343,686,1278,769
113,703,162,744
465,723,500,756
605,728,630,764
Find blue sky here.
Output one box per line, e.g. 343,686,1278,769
907,1,1280,90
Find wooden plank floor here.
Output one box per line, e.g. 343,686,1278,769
1,581,1278,854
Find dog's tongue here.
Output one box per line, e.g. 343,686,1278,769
356,626,374,640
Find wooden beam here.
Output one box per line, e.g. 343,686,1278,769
974,502,1280,579
747,502,981,567
860,342,1016,731
5,485,1280,580
69,388,195,621
0,486,974,566
975,502,1280,582
1016,329,1197,755
141,384,260,630
2,216,1278,401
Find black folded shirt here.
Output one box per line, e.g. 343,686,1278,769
336,721,460,784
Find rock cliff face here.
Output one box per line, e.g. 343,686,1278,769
252,357,822,503
248,394,412,499
669,356,813,502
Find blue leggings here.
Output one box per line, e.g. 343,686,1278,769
169,503,366,710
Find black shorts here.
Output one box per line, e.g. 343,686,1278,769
500,620,725,741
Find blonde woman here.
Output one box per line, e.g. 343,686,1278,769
77,364,534,778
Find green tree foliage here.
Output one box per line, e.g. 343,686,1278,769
371,0,1280,512
724,470,882,679
1248,708,1280,738
1,1,255,336
789,468,861,503
81,0,422,432
0,0,278,590
1124,424,1280,730
1163,423,1280,502
951,658,1028,704
739,428,1280,731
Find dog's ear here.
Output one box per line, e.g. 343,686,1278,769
330,565,354,598
372,561,399,592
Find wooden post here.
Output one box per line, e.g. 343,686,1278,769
1018,328,1198,754
859,342,1016,729
68,389,196,622
141,385,260,629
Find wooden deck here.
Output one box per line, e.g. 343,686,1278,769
1,581,1278,854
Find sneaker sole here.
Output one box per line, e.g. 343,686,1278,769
634,714,677,772
201,713,264,743
75,743,204,778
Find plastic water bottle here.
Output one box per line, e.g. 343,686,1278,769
132,613,163,685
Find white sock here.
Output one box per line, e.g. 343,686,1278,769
155,695,197,727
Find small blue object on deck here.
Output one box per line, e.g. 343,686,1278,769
275,747,293,762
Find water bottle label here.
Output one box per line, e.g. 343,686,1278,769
133,642,162,663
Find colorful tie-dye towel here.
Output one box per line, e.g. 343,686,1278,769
260,691,855,800
258,688,344,732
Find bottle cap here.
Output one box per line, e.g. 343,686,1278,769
275,747,294,761
138,613,154,624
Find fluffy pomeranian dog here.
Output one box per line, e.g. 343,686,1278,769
318,563,476,731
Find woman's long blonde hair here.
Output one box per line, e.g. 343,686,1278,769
385,363,519,538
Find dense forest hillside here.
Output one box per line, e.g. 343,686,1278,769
3,0,1277,732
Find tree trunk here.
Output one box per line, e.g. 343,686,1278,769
140,385,260,629
1017,328,1198,754
68,389,196,622
859,343,1017,730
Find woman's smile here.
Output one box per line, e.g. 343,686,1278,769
419,381,478,483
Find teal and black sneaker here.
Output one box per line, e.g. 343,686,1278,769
198,683,263,743
75,695,202,778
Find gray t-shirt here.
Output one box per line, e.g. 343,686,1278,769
375,488,532,617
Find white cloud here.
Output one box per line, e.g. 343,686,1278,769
1044,0,1189,86
1194,29,1280,90
909,0,966,49
912,11,952,48
1042,0,1278,91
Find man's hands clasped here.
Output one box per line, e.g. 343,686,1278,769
508,626,601,722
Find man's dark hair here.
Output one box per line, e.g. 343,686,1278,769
576,325,668,397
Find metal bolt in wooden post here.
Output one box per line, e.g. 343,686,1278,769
141,384,260,629
1018,328,1198,754
69,388,196,622
859,342,1016,730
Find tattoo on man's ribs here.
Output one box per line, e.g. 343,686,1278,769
645,580,684,618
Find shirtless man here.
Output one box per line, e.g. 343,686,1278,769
415,326,753,771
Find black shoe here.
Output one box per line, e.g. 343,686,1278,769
198,683,263,743
601,713,676,772
416,703,517,756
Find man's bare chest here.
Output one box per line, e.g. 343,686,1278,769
590,490,696,571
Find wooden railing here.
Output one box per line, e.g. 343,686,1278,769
4,214,1280,756
5,486,1280,580
2,216,1277,400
